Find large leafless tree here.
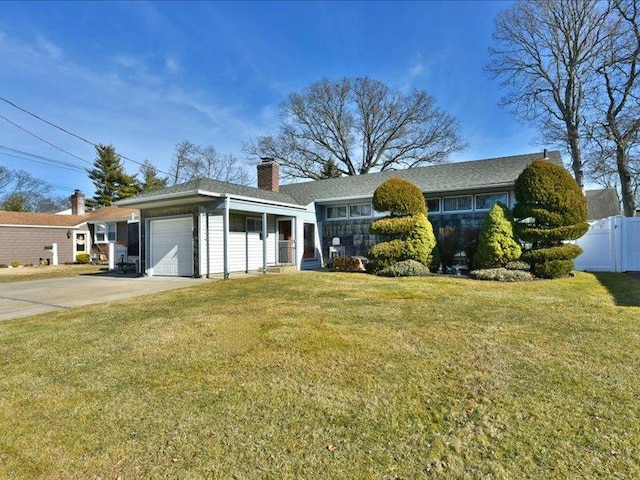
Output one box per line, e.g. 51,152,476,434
485,0,609,190
487,0,640,215
169,140,249,186
244,77,467,180
589,0,640,216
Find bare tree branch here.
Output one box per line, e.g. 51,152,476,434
243,77,467,180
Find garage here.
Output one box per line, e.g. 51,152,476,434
149,216,193,276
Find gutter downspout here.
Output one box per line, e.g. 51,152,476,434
223,195,230,280
206,210,210,278
262,212,268,274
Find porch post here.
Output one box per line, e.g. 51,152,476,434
223,196,230,279
262,212,268,274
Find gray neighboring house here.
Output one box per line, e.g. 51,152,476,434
584,188,621,222
118,150,570,278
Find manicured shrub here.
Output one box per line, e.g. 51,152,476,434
368,178,436,272
514,160,588,278
11,260,20,268
75,253,91,264
378,260,431,277
470,268,535,282
0,264,8,268
505,260,530,271
372,177,426,216
474,202,521,269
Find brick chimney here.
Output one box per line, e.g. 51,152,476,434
257,157,279,192
70,189,85,216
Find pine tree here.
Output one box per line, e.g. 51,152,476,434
86,144,139,209
474,202,521,269
139,160,168,193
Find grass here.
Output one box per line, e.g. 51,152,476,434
0,271,639,478
0,264,105,283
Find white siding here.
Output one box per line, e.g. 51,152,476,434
200,214,277,275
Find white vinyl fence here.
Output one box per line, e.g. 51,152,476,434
575,216,640,272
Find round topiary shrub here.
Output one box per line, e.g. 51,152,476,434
474,202,521,269
75,253,91,264
372,177,426,216
367,177,436,272
11,260,20,268
513,160,588,279
378,259,431,277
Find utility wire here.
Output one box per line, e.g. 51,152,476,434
0,95,172,176
0,113,93,166
0,145,86,172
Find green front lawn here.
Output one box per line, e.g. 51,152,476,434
1,272,639,478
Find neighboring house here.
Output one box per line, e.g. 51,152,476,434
584,188,621,222
0,190,139,267
118,150,577,278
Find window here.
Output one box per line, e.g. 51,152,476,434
326,205,347,219
349,204,372,218
303,223,316,259
426,198,440,213
95,223,116,243
246,217,263,233
443,196,473,212
475,193,509,211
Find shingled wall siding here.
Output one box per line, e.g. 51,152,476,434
0,227,76,265
321,212,489,261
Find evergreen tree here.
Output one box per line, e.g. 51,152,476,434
367,177,437,272
139,160,168,193
86,144,139,209
474,202,521,269
513,160,588,278
319,159,341,179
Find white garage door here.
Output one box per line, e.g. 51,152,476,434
150,217,193,276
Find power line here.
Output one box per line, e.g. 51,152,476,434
0,113,93,166
0,95,172,176
0,145,86,172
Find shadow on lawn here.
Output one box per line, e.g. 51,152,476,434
593,272,640,307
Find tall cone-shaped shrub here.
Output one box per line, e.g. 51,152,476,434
367,177,436,272
513,160,588,278
474,202,521,269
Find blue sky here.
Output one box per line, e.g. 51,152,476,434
0,0,545,200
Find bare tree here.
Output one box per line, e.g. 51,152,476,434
485,0,609,189
0,167,65,212
589,0,640,216
169,140,249,185
243,77,467,180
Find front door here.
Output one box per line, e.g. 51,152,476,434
277,219,293,265
73,231,90,261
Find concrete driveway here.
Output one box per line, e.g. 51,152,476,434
0,274,205,322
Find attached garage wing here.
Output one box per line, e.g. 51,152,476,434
150,217,193,276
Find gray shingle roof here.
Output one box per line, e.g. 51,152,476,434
119,177,300,206
119,151,564,208
280,151,563,205
585,188,620,220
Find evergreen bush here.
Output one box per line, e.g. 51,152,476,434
11,260,20,268
75,253,91,264
514,161,588,279
474,202,521,269
378,260,431,277
367,177,436,272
